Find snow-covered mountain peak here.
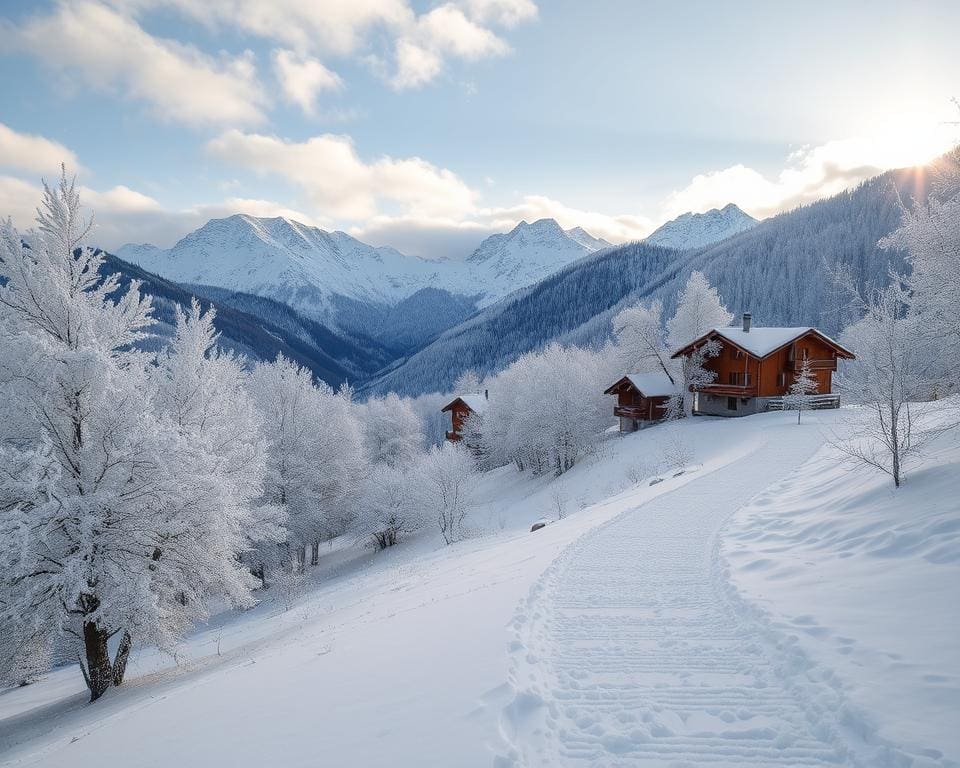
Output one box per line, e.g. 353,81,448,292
115,213,613,324
645,203,758,250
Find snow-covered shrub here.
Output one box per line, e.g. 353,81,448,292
360,393,424,468
358,464,424,549
416,442,479,545
479,344,614,475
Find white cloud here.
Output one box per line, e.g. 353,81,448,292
113,0,413,57
391,4,512,90
391,40,444,90
0,123,81,176
109,0,534,91
13,1,266,126
464,0,538,27
272,50,344,116
662,126,958,222
0,173,318,251
352,195,652,259
206,130,477,220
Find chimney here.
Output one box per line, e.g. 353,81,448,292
484,389,489,400
742,312,752,333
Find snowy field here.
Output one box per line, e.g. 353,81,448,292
0,410,957,767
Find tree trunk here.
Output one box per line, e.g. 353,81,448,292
310,541,319,567
82,621,113,702
112,631,132,687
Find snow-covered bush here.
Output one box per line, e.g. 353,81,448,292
360,393,424,468
416,442,479,545
479,344,614,475
358,463,423,549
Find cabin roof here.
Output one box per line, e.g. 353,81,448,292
604,372,675,398
671,326,855,360
441,393,489,415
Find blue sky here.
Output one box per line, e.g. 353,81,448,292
0,0,957,258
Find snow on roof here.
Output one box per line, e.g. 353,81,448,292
712,326,815,358
457,393,489,414
625,372,676,398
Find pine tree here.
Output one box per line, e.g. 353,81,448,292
784,356,818,423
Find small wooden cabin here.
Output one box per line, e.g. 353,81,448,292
603,372,674,432
670,313,855,416
441,392,488,442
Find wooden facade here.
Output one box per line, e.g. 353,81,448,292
603,374,673,432
670,317,855,416
441,393,488,442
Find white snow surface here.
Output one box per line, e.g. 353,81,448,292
645,203,758,251
458,393,490,414
1,410,957,767
624,372,675,397
116,215,606,322
706,326,838,358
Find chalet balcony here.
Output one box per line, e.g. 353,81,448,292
784,358,837,371
614,405,647,419
696,383,759,397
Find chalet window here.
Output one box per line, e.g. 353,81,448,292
802,347,809,359
728,372,752,386
777,373,785,387
726,397,737,411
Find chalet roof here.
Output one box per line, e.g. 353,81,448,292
671,326,855,360
604,372,675,397
441,393,489,415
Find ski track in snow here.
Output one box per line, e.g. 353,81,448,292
498,430,939,768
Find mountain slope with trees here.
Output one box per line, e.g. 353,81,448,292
367,162,940,396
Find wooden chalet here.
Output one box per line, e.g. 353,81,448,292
604,372,674,432
670,313,855,416
441,391,488,442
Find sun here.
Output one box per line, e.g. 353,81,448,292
874,110,959,168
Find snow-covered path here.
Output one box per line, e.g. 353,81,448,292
501,430,877,767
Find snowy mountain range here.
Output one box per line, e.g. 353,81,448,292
645,203,758,250
117,215,610,334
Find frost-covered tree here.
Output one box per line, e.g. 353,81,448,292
152,299,282,601
453,368,482,394
248,357,364,571
666,271,733,350
357,464,422,549
880,154,960,382
479,344,613,475
666,272,730,416
612,300,677,384
361,393,424,468
784,355,819,423
0,174,260,701
416,442,478,545
837,282,944,487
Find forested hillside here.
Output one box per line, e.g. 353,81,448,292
102,253,388,386
367,164,932,396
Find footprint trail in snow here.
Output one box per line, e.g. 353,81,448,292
499,430,925,767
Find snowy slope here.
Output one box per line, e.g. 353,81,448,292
645,203,758,250
117,215,608,325
2,409,956,767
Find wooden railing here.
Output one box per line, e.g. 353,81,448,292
766,394,840,410
614,405,647,419
784,358,837,371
